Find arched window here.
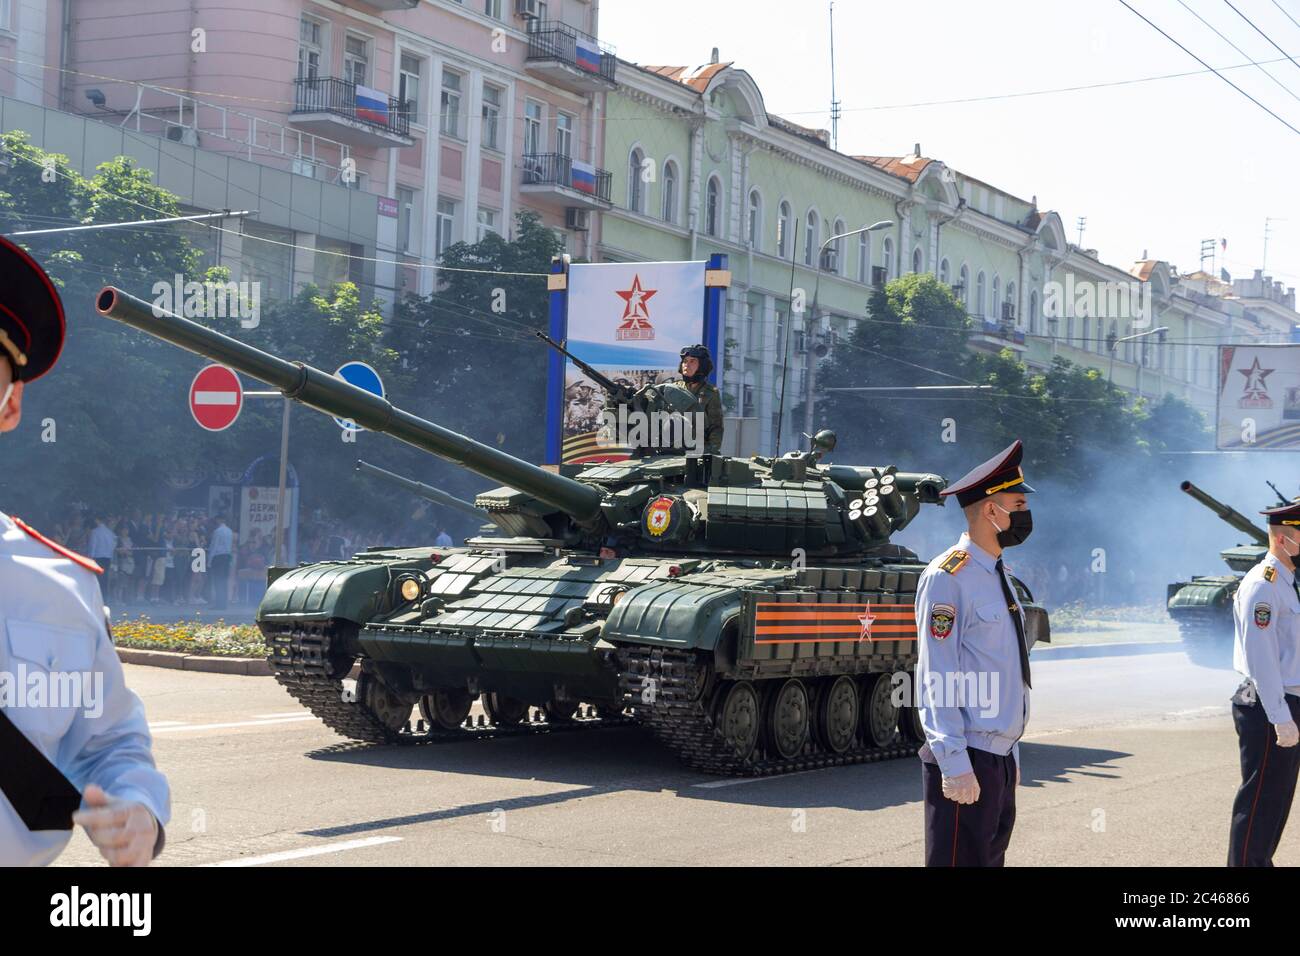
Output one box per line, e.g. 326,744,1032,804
959,264,970,304
777,201,792,258
1006,281,1016,323
628,148,645,213
804,209,819,266
976,271,987,317
705,175,721,237
662,160,678,224
748,189,762,247
858,232,870,283
939,258,950,285
882,237,894,280
991,276,1000,319
912,246,923,274
1029,290,1038,334
830,218,846,273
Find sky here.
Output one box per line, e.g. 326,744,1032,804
599,0,1300,290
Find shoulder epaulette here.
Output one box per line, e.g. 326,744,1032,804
940,549,970,574
1264,565,1277,582
11,516,103,575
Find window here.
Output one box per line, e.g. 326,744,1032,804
858,232,870,283
397,186,416,253
911,246,922,274
991,276,1000,317
747,190,762,247
344,35,369,86
804,210,818,266
777,201,791,258
939,258,950,285
742,372,756,418
485,0,503,17
662,161,678,224
523,100,543,154
298,17,324,80
705,176,722,237
1029,291,1038,334
976,271,986,317
481,83,502,150
435,198,457,256
555,111,574,158
958,264,970,303
477,207,500,241
1006,282,1016,322
882,237,893,280
830,219,845,274
628,148,645,213
399,53,422,124
440,69,463,138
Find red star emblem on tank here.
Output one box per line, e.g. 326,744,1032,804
615,275,656,341
857,607,876,641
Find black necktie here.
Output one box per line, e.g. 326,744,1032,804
995,557,1032,690
0,706,81,830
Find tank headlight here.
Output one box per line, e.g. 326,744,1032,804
400,577,423,602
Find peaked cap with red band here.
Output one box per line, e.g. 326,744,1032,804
0,234,66,382
940,439,1035,508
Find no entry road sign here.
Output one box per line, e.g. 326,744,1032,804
189,364,243,431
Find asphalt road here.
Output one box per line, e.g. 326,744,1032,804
54,644,1289,867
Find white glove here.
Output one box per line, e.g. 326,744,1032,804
941,771,981,805
1275,721,1299,748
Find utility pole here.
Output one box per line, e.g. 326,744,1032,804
828,2,841,150
1076,216,1087,247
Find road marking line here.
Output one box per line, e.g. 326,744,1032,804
151,715,318,733
693,768,822,789
205,836,402,867
253,712,310,719
147,721,189,728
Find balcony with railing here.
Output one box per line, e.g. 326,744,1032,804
524,20,617,92
520,152,612,209
290,76,414,148
969,302,1027,351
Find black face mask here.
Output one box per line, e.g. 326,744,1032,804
994,508,1033,548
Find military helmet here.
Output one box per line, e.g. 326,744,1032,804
679,344,714,381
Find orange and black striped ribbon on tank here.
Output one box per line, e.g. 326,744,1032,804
753,602,918,644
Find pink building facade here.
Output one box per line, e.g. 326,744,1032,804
2,0,614,300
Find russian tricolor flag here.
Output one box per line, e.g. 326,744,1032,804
571,160,597,195
575,37,601,73
355,85,389,125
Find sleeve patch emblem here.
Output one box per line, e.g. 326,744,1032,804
930,604,956,640
940,550,969,574
1264,566,1277,582
1254,603,1272,628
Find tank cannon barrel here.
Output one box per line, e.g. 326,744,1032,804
356,460,488,521
96,287,604,525
1180,480,1268,546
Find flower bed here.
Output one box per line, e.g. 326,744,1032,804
112,616,268,658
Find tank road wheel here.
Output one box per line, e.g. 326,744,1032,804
419,689,474,731
765,678,811,760
357,671,414,736
543,698,580,724
482,692,529,727
714,681,761,762
816,675,860,754
860,673,901,748
900,702,926,746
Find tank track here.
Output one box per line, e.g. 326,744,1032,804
617,646,917,776
264,622,630,746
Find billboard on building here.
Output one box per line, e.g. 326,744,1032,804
545,259,725,464
1216,345,1300,450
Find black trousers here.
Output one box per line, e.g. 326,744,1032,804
1228,693,1300,867
210,553,233,609
922,746,1017,867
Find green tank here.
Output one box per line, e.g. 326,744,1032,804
1167,480,1269,666
97,286,1050,775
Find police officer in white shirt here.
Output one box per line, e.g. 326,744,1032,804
1227,498,1300,867
0,235,170,866
914,440,1034,866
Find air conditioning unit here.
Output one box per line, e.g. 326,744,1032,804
1001,302,1016,321
871,266,887,288
819,247,837,272
515,0,541,19
565,207,590,231
166,125,199,146
950,283,965,297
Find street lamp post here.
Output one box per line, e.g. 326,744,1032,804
800,220,894,439
1107,326,1169,400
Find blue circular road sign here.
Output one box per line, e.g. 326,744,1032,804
333,361,385,431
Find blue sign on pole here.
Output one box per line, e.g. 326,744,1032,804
333,361,385,431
